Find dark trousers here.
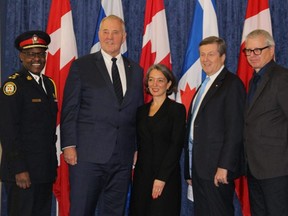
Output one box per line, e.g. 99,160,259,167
247,171,288,216
69,160,132,216
192,168,235,216
5,182,53,216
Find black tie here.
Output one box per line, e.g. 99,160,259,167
248,73,260,104
111,58,123,104
38,76,43,87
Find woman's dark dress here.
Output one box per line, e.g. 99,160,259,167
130,98,186,216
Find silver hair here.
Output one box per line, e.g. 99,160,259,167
245,29,275,46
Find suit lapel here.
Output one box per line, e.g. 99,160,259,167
122,56,133,107
198,68,226,112
93,52,133,107
94,52,115,95
246,69,271,114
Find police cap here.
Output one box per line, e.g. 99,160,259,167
14,30,50,51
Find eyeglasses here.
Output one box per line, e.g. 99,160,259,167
22,51,47,59
242,46,270,56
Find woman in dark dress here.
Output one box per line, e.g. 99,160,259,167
130,64,186,216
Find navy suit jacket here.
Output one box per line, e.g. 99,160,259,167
61,51,143,165
184,67,246,181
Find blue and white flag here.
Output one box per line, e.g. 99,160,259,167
90,0,127,55
176,0,218,112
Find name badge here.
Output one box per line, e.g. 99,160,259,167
32,98,42,103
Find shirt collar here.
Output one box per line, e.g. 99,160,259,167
29,72,42,82
207,65,224,81
101,49,122,63
257,60,274,77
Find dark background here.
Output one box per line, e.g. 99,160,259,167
1,0,288,83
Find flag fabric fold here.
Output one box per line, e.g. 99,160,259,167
45,0,78,215
140,0,172,103
90,0,127,55
235,1,272,216
176,0,218,113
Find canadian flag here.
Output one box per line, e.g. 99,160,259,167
235,1,272,216
45,0,78,215
140,0,172,103
237,0,272,90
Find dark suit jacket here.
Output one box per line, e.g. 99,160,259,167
0,68,58,183
60,51,143,165
130,98,186,216
184,67,246,181
135,98,186,181
244,61,288,179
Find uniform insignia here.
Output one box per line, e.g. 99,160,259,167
32,99,42,102
32,34,39,44
27,75,33,80
3,82,17,96
8,73,20,80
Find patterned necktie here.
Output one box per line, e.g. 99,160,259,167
111,58,123,104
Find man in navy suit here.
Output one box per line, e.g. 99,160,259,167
243,29,288,216
60,15,143,215
184,36,246,216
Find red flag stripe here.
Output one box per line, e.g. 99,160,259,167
140,0,172,103
245,0,269,18
142,0,165,31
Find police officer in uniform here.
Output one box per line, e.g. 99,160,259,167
0,30,58,216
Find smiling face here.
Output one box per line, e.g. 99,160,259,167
98,16,126,57
19,47,47,74
199,43,225,76
147,69,172,99
245,35,274,72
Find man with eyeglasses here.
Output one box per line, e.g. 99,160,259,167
243,29,288,216
0,30,58,216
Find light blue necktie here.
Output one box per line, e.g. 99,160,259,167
188,76,210,176
191,76,210,118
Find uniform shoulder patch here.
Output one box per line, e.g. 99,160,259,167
3,82,17,96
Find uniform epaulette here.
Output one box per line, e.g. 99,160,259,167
8,72,21,80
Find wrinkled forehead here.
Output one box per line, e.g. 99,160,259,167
100,18,125,32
